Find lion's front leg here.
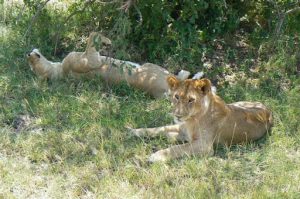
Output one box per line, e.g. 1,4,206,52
148,140,214,163
130,124,185,141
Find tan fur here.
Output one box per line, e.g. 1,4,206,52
27,32,181,98
131,76,273,162
27,49,63,79
61,32,112,76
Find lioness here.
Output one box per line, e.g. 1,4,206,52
131,76,273,162
26,32,117,79
27,49,64,80
27,32,191,98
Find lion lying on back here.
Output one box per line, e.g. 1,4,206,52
131,76,273,162
27,32,190,98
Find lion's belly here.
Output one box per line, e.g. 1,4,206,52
215,102,271,145
131,64,169,98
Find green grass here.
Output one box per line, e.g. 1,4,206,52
1,17,300,199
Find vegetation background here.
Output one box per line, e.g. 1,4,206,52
0,0,299,198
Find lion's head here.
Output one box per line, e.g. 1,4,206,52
167,76,212,122
26,49,63,79
27,49,42,71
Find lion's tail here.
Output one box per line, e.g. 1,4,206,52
176,70,191,80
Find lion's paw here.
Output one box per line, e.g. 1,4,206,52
128,128,146,137
148,150,169,163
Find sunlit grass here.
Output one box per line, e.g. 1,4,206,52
1,11,300,199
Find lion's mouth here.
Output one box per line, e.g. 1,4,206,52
174,115,189,122
174,111,197,122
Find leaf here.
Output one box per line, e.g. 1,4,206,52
127,67,132,76
112,62,118,68
119,65,124,74
93,34,102,51
120,62,126,68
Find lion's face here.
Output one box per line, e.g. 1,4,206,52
167,76,212,122
27,49,41,71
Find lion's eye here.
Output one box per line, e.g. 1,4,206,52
174,94,179,100
188,98,195,103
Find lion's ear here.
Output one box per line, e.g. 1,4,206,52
34,52,41,58
167,75,180,90
194,78,211,94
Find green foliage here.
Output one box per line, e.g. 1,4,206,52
126,0,240,64
4,0,300,69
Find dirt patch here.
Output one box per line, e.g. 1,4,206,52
11,114,44,134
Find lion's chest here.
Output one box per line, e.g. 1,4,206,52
183,115,222,143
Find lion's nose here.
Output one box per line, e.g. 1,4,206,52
27,53,31,56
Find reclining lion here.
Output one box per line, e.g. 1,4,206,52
131,76,273,162
27,32,190,98
27,49,63,80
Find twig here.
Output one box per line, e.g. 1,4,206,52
119,0,142,24
119,0,134,13
96,0,119,4
223,0,227,9
16,4,27,24
23,0,51,38
285,6,300,14
274,6,300,36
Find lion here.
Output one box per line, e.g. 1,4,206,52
61,32,116,76
131,76,273,162
27,32,191,98
27,33,140,77
27,49,63,80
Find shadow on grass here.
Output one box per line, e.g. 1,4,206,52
214,134,270,160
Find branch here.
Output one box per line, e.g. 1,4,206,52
24,0,51,38
96,0,119,4
54,0,96,55
119,0,142,24
65,0,96,25
274,6,300,36
286,6,300,14
223,0,227,9
119,0,135,13
16,4,27,24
